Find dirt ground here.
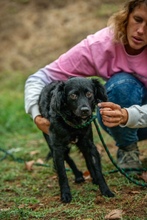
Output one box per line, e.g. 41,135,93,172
0,0,123,73
1,0,147,219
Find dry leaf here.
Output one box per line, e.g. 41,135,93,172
139,172,147,182
51,175,57,180
25,160,35,171
30,150,39,156
129,191,140,194
47,184,53,188
96,144,103,154
0,208,10,211
28,204,39,210
36,158,44,164
18,204,25,209
83,170,91,180
105,209,124,220
83,219,93,220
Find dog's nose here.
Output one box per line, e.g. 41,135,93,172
81,107,89,115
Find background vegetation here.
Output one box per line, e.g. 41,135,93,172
0,0,147,219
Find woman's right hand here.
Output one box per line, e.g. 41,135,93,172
34,115,50,134
98,102,128,127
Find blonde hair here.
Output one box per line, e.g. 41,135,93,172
108,0,147,44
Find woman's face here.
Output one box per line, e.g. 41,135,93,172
126,3,147,55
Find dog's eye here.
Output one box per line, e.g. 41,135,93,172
70,94,77,100
86,91,93,98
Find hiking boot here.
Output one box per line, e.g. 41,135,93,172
117,143,142,170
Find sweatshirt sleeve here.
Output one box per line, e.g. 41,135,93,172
24,69,52,120
122,105,147,128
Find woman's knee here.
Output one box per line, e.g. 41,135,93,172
105,72,145,107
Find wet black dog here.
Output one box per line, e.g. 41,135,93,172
39,77,114,203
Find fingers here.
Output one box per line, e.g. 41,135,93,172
100,109,122,117
98,102,121,111
98,102,124,127
34,115,50,134
102,114,122,122
101,113,123,127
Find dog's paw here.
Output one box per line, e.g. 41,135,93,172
102,189,115,198
61,192,72,203
75,176,85,183
75,172,85,183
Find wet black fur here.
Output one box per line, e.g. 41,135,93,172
39,77,114,203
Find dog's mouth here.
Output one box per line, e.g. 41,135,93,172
73,107,92,120
81,115,90,119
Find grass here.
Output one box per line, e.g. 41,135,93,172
0,71,147,220
1,0,147,218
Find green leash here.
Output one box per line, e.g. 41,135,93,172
0,147,50,167
93,117,147,187
1,115,147,186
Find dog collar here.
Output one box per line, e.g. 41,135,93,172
59,114,97,129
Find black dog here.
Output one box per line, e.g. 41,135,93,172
39,77,114,203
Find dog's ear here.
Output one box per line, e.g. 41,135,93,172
51,82,66,112
91,78,107,103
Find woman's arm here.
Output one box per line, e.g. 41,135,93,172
24,69,52,134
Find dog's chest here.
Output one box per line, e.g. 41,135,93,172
70,135,78,144
69,129,87,144
50,117,90,145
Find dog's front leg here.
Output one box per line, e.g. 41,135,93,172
53,145,72,203
78,140,114,198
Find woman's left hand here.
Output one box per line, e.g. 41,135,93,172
98,102,128,127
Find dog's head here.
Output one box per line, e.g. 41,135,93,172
51,77,107,119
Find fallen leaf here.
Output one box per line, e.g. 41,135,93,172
18,204,25,209
96,144,103,154
36,158,44,164
105,209,124,220
83,170,91,180
25,160,35,171
47,184,53,188
51,175,57,180
54,196,60,201
28,204,39,210
83,219,93,220
30,150,39,156
0,208,10,211
129,191,140,194
138,172,147,182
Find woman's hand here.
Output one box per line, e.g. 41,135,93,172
34,115,50,134
98,102,128,127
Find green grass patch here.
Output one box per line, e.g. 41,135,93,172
0,71,147,219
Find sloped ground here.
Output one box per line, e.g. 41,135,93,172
1,1,147,219
0,0,123,73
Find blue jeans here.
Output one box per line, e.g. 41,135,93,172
97,72,147,149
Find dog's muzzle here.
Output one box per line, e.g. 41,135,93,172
80,106,91,118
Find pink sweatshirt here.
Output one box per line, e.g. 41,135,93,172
25,27,147,119
45,27,147,83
